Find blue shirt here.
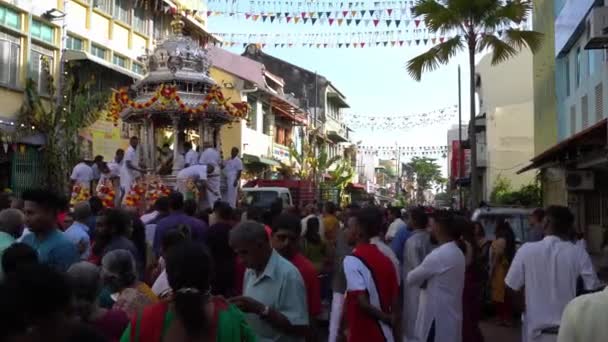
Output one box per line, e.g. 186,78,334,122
153,212,208,255
22,229,79,272
390,225,412,265
64,222,91,260
243,250,308,342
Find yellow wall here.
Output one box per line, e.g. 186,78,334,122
69,1,88,29
0,88,25,119
132,33,148,55
210,67,245,158
90,12,110,40
84,119,129,160
112,23,130,48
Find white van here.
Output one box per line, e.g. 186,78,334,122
242,187,294,210
471,207,534,244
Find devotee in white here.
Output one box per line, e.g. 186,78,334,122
184,142,199,167
120,136,144,193
70,160,94,190
222,147,243,208
557,287,608,342
176,164,209,194
505,206,600,342
199,143,222,208
406,213,465,342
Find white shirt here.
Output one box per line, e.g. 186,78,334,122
107,160,122,177
70,162,94,184
185,149,199,166
120,146,139,188
385,218,406,241
505,236,600,342
64,222,91,260
558,288,608,342
224,156,243,178
406,241,465,342
140,211,159,225
177,165,208,181
199,147,221,170
152,269,171,297
370,236,401,284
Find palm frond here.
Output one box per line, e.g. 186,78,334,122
406,35,464,81
504,29,544,54
413,0,463,33
477,34,519,65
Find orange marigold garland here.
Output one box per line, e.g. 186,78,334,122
107,84,250,125
122,180,146,209
96,179,116,208
146,177,171,203
70,183,91,206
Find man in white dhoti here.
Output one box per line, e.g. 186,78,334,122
222,147,243,208
120,137,145,196
176,164,212,201
198,143,222,209
505,206,600,342
402,207,434,342
184,142,199,167
70,159,94,193
406,211,465,342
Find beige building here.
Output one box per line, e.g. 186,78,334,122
476,49,536,200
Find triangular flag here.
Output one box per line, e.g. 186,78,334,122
324,43,328,48
285,12,289,18
387,8,393,16
361,10,366,17
386,20,392,27
408,40,412,46
431,38,436,44
286,16,292,23
383,41,388,47
245,13,251,19
274,43,280,48
351,10,357,17
346,43,350,48
243,43,247,48
415,19,421,27
361,42,365,48
373,19,379,26
270,15,276,23
294,17,300,23
376,41,381,46
338,18,344,25
309,12,315,18
252,14,260,21
329,18,335,25
355,19,361,25
347,19,352,25
312,18,317,25
326,11,331,18
364,19,371,26
415,39,420,45
289,43,293,47
281,43,285,47
353,42,358,48
316,43,321,48
261,43,266,48
342,11,348,17
404,20,410,26
207,11,212,17
318,12,324,18
395,20,401,27
369,10,375,16
391,41,396,46
262,15,267,22
440,37,445,43
423,39,428,45
303,18,309,24
338,43,343,48
301,12,307,18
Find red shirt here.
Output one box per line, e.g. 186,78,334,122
289,252,322,317
344,243,398,342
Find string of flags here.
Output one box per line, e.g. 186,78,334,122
211,30,451,48
345,106,458,130
357,145,449,157
207,0,416,11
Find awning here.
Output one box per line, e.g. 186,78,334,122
62,50,143,80
327,130,348,143
518,118,607,174
243,153,280,166
270,96,307,125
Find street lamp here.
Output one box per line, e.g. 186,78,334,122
43,9,66,20
43,6,68,110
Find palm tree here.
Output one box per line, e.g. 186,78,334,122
406,0,542,206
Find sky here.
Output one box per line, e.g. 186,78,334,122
207,8,474,176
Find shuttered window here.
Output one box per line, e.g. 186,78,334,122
582,95,589,128
0,31,20,87
571,105,576,135
596,83,603,122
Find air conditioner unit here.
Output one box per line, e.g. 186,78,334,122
566,171,595,191
585,6,608,50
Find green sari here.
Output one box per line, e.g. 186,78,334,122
120,297,256,342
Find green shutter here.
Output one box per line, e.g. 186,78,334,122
10,146,45,195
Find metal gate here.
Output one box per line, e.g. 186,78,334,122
10,146,45,195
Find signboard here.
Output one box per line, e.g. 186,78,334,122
83,120,129,160
450,141,471,180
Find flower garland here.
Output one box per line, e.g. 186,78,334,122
146,177,171,203
96,180,116,208
70,184,91,206
122,180,147,209
107,84,250,125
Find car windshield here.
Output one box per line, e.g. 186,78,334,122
245,191,279,208
478,214,530,243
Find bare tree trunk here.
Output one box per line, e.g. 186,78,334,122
468,40,479,208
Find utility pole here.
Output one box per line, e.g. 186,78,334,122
458,65,463,210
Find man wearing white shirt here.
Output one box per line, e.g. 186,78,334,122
176,164,210,192
120,136,145,194
70,159,94,192
406,211,465,342
505,206,600,342
198,142,222,168
222,147,243,208
107,149,124,177
184,142,199,167
199,143,222,208
385,207,406,242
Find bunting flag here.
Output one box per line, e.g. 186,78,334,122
211,30,454,48
345,106,458,131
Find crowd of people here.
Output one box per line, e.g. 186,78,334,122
0,187,605,342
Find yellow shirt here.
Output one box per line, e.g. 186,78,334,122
558,288,608,342
322,215,340,243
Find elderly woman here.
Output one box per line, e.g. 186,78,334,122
68,261,129,342
101,250,158,319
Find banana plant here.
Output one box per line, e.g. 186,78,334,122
329,160,355,206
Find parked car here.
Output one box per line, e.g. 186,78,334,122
242,187,294,210
471,206,534,245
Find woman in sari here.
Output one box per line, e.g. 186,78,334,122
120,242,255,342
102,249,158,320
490,220,516,326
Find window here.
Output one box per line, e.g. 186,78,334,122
582,95,589,128
30,44,54,96
596,83,603,122
0,5,20,30
576,47,581,88
247,96,258,130
113,0,130,23
93,0,112,14
570,105,576,135
274,126,292,146
589,51,595,76
66,35,83,51
132,62,144,75
113,54,127,68
31,19,54,43
0,31,20,87
133,6,147,34
91,44,106,59
153,14,164,40
565,56,570,97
